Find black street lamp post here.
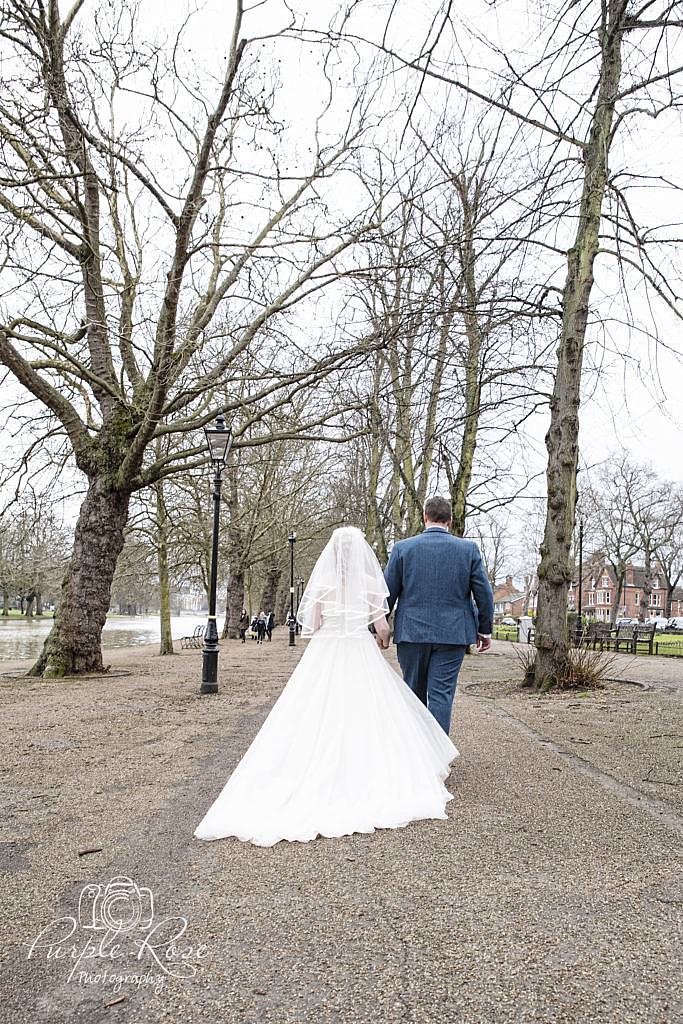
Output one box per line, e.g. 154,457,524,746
295,576,305,634
200,412,232,695
288,531,297,647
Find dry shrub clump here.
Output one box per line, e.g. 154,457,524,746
516,645,616,692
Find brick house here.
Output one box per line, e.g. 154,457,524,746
493,575,527,620
570,556,683,621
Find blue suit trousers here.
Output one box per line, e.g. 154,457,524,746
396,643,467,735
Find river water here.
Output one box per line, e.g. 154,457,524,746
0,614,208,661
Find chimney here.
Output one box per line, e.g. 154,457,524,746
625,561,634,586
505,575,513,588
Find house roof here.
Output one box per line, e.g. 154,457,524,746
493,582,525,602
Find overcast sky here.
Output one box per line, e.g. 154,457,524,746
138,0,683,483
13,0,683,528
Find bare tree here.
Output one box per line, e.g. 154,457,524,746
622,467,670,621
0,1,387,675
345,129,552,552
584,460,642,625
656,489,683,618
342,3,683,681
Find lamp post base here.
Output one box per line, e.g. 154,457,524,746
288,617,296,647
201,648,219,694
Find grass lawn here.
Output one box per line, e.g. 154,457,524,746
491,623,683,658
493,624,519,641
651,632,683,657
0,609,53,619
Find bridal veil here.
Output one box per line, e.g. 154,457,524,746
296,526,389,638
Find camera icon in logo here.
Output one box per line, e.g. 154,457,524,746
78,876,154,933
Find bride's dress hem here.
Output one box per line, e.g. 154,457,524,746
193,629,458,849
193,755,457,848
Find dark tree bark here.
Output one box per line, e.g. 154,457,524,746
260,563,282,617
224,570,246,640
221,459,247,640
533,1,625,688
276,587,291,625
29,479,131,677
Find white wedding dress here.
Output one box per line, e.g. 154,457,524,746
194,527,457,847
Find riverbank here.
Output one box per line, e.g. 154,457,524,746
1,639,681,1023
0,613,207,661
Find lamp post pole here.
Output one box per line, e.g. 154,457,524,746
200,412,232,695
201,465,222,694
288,531,297,647
295,576,305,634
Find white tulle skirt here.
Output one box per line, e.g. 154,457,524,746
194,631,458,847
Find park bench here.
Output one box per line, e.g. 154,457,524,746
601,622,637,653
583,622,614,650
632,623,656,656
180,625,205,650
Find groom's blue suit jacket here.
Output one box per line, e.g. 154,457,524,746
384,528,494,645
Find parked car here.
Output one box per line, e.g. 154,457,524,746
666,616,683,632
615,617,639,626
500,617,517,626
644,616,669,632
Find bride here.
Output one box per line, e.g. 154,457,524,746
194,526,457,847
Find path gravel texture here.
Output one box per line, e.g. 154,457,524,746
0,637,681,1023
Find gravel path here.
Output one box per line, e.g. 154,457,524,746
0,637,681,1023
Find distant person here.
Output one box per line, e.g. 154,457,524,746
266,610,275,641
256,611,267,644
238,609,249,644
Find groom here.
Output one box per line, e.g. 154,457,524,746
381,496,494,735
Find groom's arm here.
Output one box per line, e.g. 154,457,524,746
470,544,494,638
384,544,402,614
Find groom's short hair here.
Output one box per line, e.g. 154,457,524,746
424,496,452,523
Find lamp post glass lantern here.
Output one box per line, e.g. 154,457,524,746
201,412,232,694
288,531,297,647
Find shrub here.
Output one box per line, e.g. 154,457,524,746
516,644,615,692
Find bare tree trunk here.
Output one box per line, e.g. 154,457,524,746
260,563,281,616
24,592,35,618
29,479,131,677
221,458,247,640
276,586,290,625
225,570,245,639
533,2,624,689
640,552,652,623
449,381,480,538
156,481,174,655
665,585,674,619
2,590,8,616
449,178,482,539
35,592,43,616
365,367,388,561
610,574,625,626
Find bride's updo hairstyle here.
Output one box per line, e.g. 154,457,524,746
296,525,389,638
